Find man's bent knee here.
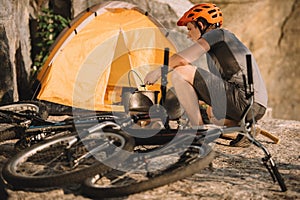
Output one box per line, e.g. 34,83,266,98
171,65,196,85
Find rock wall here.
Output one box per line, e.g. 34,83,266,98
0,0,299,120
0,0,32,102
0,24,14,102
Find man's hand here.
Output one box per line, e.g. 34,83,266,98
144,68,161,85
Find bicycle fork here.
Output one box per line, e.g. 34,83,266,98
249,136,287,192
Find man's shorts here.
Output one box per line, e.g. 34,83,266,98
193,67,265,122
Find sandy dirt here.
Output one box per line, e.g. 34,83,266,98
0,118,299,200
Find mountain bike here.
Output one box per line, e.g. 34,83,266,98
2,50,287,196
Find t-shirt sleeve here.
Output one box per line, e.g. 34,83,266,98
202,29,225,47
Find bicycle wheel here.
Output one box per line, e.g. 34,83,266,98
0,123,22,142
0,101,48,120
81,143,215,198
2,127,134,189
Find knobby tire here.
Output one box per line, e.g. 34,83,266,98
0,101,49,120
0,124,21,142
2,128,134,189
82,144,215,198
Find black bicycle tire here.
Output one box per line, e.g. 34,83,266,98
2,128,135,189
24,100,49,120
270,163,287,192
0,124,21,142
82,146,215,198
0,101,49,120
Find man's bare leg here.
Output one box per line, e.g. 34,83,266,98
171,65,203,126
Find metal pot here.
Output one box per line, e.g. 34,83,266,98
121,87,183,118
128,90,159,113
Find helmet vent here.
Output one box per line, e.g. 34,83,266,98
187,13,194,18
194,9,202,12
202,5,211,8
208,9,216,14
212,14,218,18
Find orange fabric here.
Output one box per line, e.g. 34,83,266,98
37,2,176,111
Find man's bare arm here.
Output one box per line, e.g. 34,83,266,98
169,38,210,69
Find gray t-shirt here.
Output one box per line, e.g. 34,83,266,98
202,28,268,108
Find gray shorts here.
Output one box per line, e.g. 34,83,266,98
193,68,265,122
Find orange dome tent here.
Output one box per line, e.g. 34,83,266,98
35,1,176,112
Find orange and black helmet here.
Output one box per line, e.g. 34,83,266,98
177,3,223,27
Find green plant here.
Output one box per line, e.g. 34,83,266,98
32,8,70,72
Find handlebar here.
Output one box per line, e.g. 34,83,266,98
160,47,169,106
243,54,254,99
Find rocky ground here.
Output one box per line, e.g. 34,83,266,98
0,118,299,200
